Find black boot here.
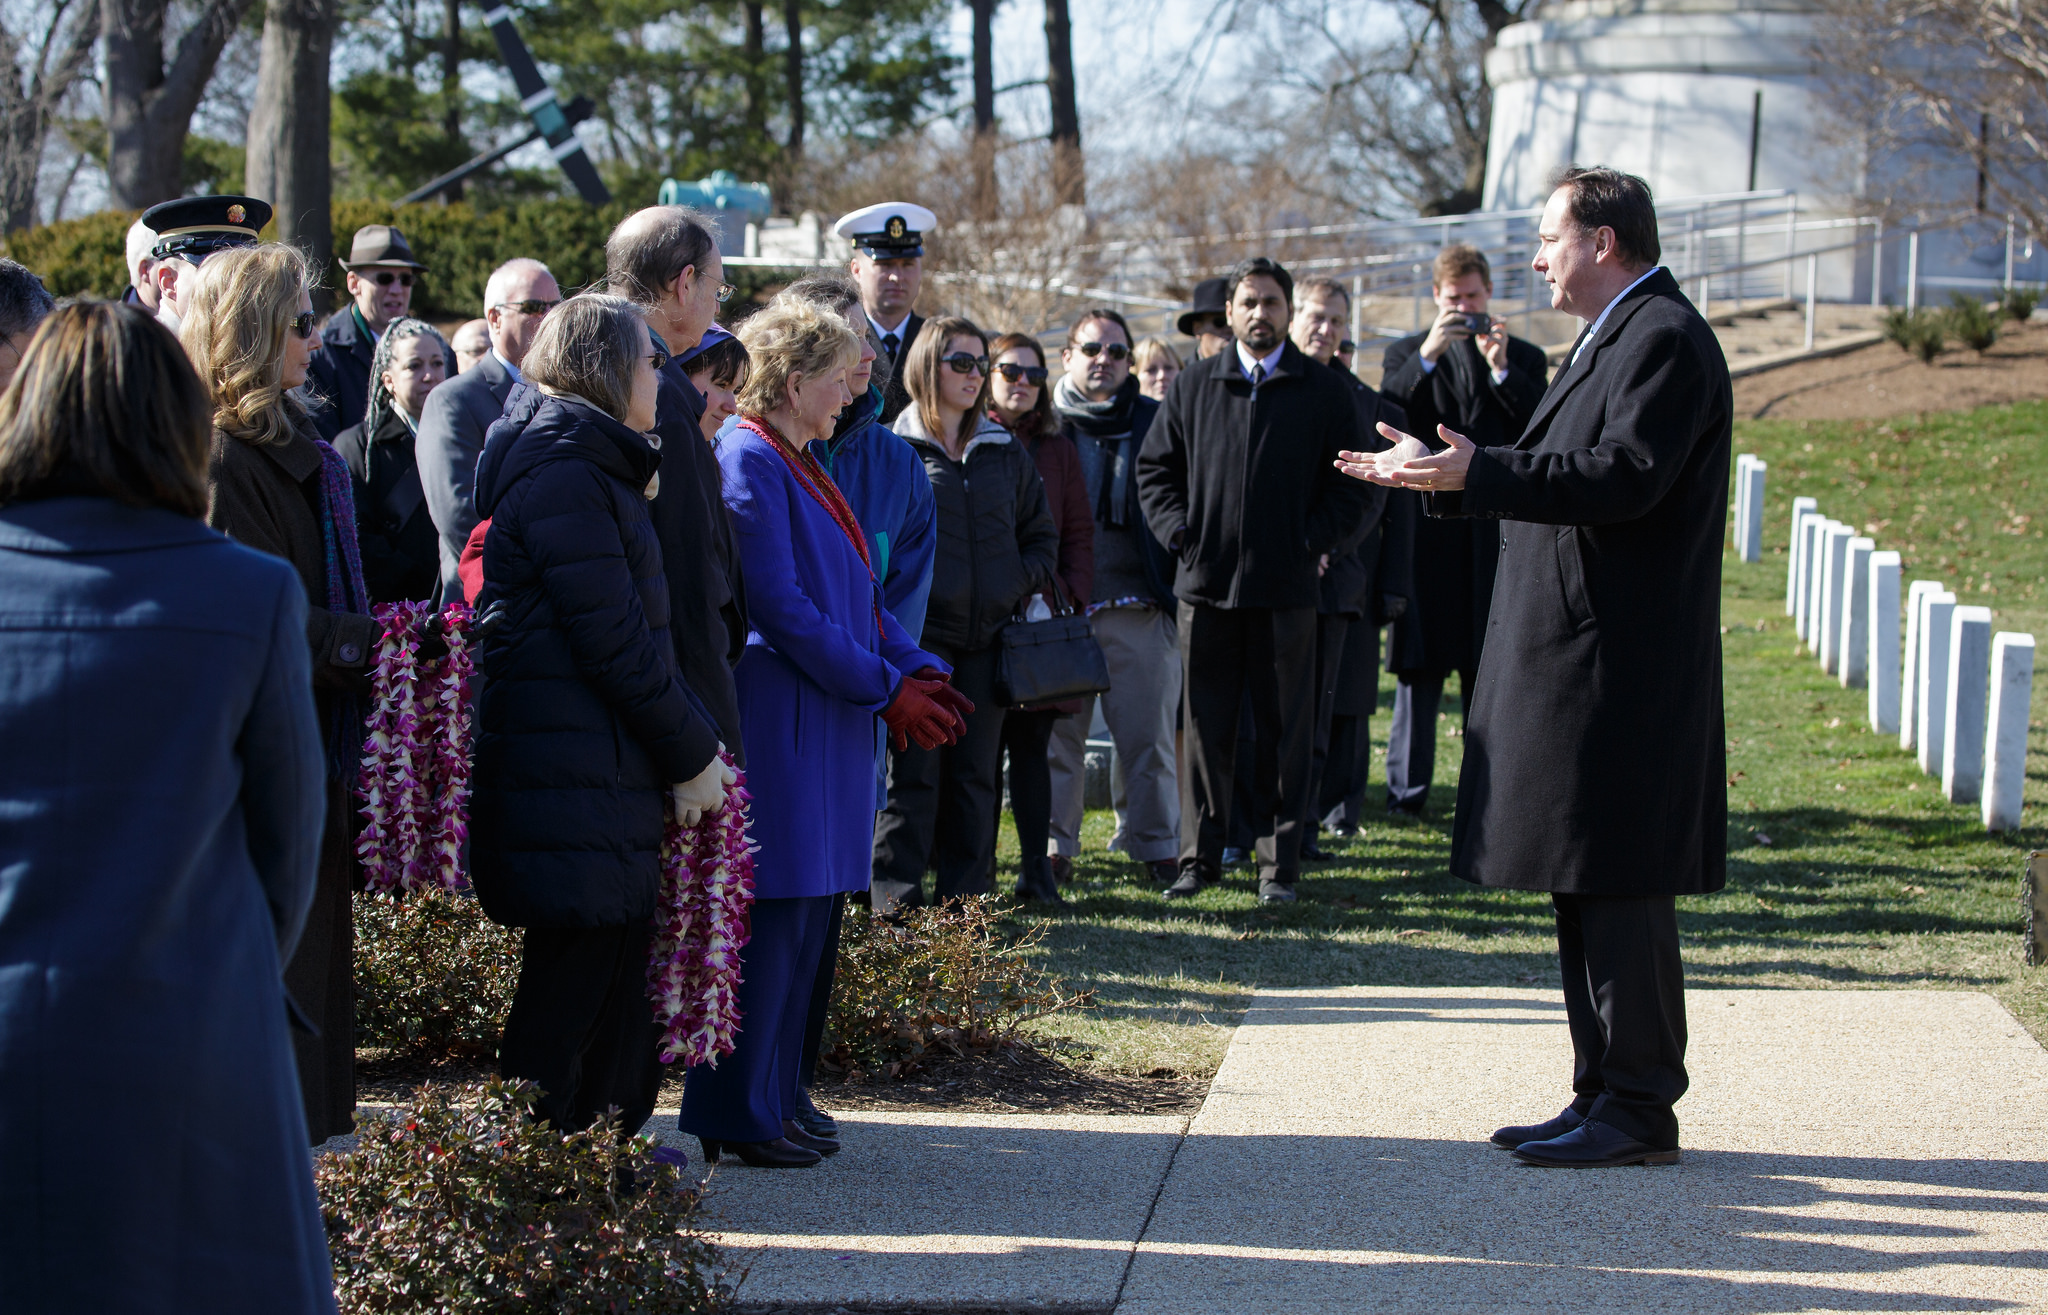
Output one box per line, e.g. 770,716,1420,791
1016,855,1065,904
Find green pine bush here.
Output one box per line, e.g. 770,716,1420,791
1881,307,1947,363
1943,291,2000,352
354,889,521,1062
1999,283,2041,322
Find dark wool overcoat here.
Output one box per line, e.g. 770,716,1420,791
0,497,337,1314
1436,269,1731,896
470,389,720,928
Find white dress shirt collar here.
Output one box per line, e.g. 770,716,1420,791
1236,339,1285,381
491,347,522,383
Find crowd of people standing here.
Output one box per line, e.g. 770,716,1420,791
0,164,1729,1305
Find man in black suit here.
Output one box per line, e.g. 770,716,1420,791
307,225,427,440
835,201,935,425
416,257,561,604
1341,167,1731,1168
1377,244,1548,817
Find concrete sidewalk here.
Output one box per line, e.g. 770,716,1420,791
688,987,2048,1312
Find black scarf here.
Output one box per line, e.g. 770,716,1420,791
1054,374,1140,528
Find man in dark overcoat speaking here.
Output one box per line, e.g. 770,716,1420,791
1339,167,1731,1168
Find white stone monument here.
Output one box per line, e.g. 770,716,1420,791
1941,605,1994,804
1917,592,1957,774
1817,523,1854,672
1867,551,1902,733
1838,537,1874,687
1900,579,1943,750
1787,496,1817,615
1983,633,2035,832
1733,456,1766,562
1797,515,1828,643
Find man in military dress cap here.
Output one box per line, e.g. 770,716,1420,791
836,202,936,425
307,224,429,440
137,195,272,332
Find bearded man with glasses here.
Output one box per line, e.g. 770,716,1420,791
306,225,429,441
1045,308,1183,887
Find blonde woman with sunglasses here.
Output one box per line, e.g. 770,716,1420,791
871,317,1061,913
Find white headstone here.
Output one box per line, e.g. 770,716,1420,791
1917,592,1957,774
1739,460,1767,563
1733,453,1754,553
1868,552,1902,733
1818,523,1854,672
1941,605,1994,804
1787,497,1818,617
1797,515,1826,641
1838,537,1874,687
1900,580,1943,750
1983,633,2035,831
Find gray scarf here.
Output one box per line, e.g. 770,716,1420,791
1054,374,1140,527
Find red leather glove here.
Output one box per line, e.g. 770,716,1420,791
908,665,972,736
881,677,958,751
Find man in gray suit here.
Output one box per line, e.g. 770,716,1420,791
416,258,561,603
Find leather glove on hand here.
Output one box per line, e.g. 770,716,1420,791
415,610,452,663
881,677,959,752
912,667,975,732
671,748,738,828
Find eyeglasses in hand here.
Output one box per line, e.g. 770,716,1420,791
943,352,990,376
289,312,319,341
993,362,1048,385
492,299,559,316
1075,340,1130,361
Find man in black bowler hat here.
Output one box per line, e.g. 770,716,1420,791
1176,277,1233,361
836,201,936,425
307,225,428,440
137,194,272,333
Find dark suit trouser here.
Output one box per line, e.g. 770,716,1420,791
681,894,834,1144
499,921,663,1138
1385,667,1474,811
1302,614,1350,843
1553,893,1689,1147
1179,601,1318,884
1228,613,1350,849
873,644,1003,907
798,892,848,1096
1319,714,1372,830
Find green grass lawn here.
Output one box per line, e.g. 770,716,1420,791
995,398,2048,1081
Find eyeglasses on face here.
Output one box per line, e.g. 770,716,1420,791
365,270,415,288
649,349,671,372
1338,340,1356,352
1196,316,1231,334
942,352,990,376
493,298,559,316
994,362,1048,385
714,282,736,304
289,312,319,340
1075,340,1130,361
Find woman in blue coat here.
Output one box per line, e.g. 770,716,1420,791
683,298,966,1168
0,304,335,1312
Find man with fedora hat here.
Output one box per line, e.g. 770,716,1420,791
308,224,428,441
137,195,272,333
835,201,936,425
1177,277,1233,361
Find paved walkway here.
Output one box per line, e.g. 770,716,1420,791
684,987,2048,1312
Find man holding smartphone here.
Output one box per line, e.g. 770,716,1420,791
1377,244,1548,817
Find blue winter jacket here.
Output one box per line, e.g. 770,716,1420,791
469,388,720,928
811,385,938,643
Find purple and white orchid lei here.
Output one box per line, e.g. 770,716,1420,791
648,751,757,1067
356,601,474,894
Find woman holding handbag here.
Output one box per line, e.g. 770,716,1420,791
871,318,1059,912
986,333,1092,903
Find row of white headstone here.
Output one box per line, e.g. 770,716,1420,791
1778,488,2034,832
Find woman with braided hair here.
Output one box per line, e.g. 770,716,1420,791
332,315,449,602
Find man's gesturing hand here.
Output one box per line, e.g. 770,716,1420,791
1334,421,1478,492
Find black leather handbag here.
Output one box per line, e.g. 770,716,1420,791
993,583,1112,709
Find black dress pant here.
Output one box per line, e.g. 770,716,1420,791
873,643,1003,908
499,920,663,1138
1178,601,1318,885
1229,613,1350,849
1553,893,1689,1147
998,708,1060,866
1385,667,1474,812
1302,613,1350,844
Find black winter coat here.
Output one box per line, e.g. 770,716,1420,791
304,306,374,443
468,388,722,928
1136,341,1368,611
1431,269,1730,896
334,410,440,604
1317,374,1398,620
1380,330,1549,675
894,409,1060,652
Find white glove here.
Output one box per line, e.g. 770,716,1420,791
671,748,737,828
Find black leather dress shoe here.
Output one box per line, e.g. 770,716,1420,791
792,1101,839,1140
1257,879,1298,904
698,1136,822,1168
1299,840,1333,861
1511,1119,1679,1167
782,1119,841,1156
1162,867,1216,900
1489,1106,1586,1149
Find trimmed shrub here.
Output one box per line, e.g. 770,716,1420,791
2000,283,2041,322
1881,307,1946,363
822,896,1093,1079
1944,291,2000,352
320,1078,730,1313
2,210,137,299
355,889,520,1062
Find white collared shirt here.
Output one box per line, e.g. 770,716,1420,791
491,348,522,383
1236,339,1285,382
871,310,913,340
1572,266,1664,365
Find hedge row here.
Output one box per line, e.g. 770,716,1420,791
1,198,643,322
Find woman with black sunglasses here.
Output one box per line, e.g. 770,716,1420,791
871,318,1060,912
984,333,1092,903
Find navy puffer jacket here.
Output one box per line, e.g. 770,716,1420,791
468,386,720,928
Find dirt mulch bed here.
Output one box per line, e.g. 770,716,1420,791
1734,318,2048,422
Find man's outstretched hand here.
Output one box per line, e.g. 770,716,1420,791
1335,422,1478,492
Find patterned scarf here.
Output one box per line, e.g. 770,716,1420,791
315,436,370,777
738,416,884,639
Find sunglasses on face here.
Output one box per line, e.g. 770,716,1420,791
1075,340,1130,361
943,352,990,376
994,362,1048,385
649,349,671,372
364,270,415,288
289,312,319,340
1196,317,1230,334
493,298,559,316
714,282,736,304
1338,340,1356,353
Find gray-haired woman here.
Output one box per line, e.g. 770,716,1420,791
332,316,450,602
467,293,732,1146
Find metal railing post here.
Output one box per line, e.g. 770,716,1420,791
1804,253,1818,350
1350,273,1363,348
1784,194,1797,299
2006,215,2016,291
1411,265,1423,330
1906,230,1920,312
1871,220,1884,307
1736,198,1746,309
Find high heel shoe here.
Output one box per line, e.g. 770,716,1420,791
782,1119,841,1156
697,1136,822,1168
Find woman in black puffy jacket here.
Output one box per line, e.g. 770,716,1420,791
468,294,732,1143
871,316,1059,911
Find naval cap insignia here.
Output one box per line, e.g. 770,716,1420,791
227,204,246,225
